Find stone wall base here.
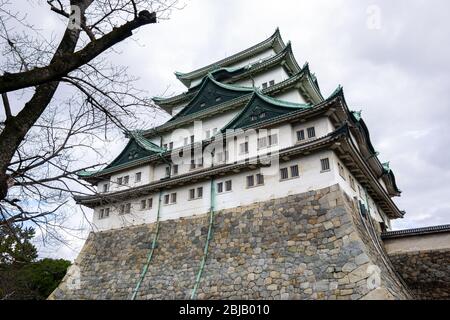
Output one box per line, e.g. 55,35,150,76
49,185,412,300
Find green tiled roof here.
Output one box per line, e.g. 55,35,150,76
168,74,254,122
223,91,311,130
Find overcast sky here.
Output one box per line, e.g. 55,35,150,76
4,0,450,260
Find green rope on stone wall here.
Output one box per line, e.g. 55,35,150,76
190,177,215,300
130,190,162,300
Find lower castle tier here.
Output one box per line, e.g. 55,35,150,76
51,186,449,299
55,29,449,299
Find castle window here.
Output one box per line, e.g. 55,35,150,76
172,164,178,175
99,209,105,219
257,137,267,149
189,188,195,200
296,130,305,141
135,172,142,183
262,82,268,89
170,193,177,203
256,173,264,185
320,158,330,172
105,208,110,218
102,183,109,193
217,182,223,193
338,163,346,180
246,175,254,188
291,165,299,178
147,198,153,209
197,187,203,198
259,112,266,119
268,133,278,146
163,143,168,149
165,166,170,177
251,115,258,121
140,199,146,210
169,142,173,150
280,167,289,180
239,141,249,154
123,175,129,185
350,176,356,191
190,135,195,144
307,127,316,138
225,180,232,191
125,203,131,214
190,159,196,170
269,80,275,87
117,177,123,185
164,194,170,205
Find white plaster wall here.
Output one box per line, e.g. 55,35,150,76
92,150,337,231
98,165,153,193
235,66,289,89
275,88,307,105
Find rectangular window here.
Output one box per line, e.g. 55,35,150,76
135,172,142,183
163,143,168,149
290,165,299,178
123,175,129,185
102,183,109,193
125,203,131,214
117,177,123,185
240,142,249,154
169,142,173,150
321,158,330,172
172,164,178,175
164,194,170,205
269,80,275,86
225,180,232,192
197,187,203,198
350,176,356,191
171,193,177,203
140,199,146,210
105,208,110,217
338,163,346,179
246,175,254,188
296,130,305,141
189,188,195,200
307,127,316,138
190,135,194,144
262,82,268,89
99,209,105,219
217,182,223,193
119,204,125,214
257,137,267,149
165,166,170,177
280,167,289,180
269,134,278,146
190,159,196,170
256,173,264,185
148,198,153,209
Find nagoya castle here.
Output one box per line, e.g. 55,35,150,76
51,29,450,300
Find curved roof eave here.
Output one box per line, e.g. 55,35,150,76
174,28,286,87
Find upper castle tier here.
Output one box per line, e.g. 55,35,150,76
75,29,404,232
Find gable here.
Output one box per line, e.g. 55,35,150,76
169,76,252,122
223,93,310,130
106,139,157,170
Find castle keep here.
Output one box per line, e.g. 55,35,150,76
50,29,450,300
